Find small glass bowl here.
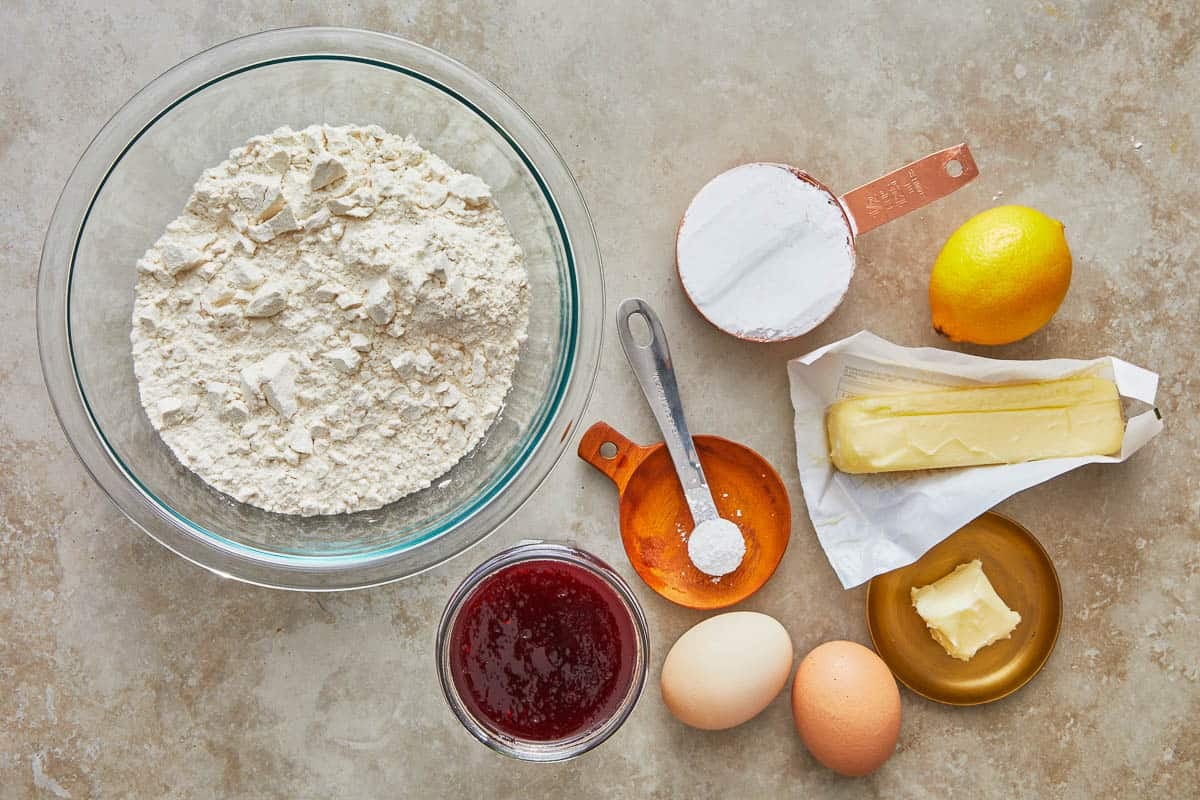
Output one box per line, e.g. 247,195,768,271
435,542,649,761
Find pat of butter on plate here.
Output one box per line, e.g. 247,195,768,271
911,560,1021,661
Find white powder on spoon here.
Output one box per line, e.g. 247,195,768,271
676,163,855,341
688,518,746,577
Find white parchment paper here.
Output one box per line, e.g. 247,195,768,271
788,331,1162,589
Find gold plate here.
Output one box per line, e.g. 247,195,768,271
866,512,1062,706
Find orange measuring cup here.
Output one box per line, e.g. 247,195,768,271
578,421,791,609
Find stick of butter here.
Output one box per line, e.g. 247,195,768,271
827,375,1124,474
910,560,1021,661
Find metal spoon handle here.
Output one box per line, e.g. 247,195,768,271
616,298,719,524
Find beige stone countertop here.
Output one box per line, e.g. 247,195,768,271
3,2,1197,797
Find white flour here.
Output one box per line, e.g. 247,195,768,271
131,124,529,516
676,163,854,340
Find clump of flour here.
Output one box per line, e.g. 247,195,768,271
131,124,529,516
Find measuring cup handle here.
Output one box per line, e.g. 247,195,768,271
838,143,979,236
578,421,649,492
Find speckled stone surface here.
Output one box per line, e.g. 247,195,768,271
3,2,1197,797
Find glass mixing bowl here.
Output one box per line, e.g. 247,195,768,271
37,28,603,590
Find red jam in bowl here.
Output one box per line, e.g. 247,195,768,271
447,558,639,741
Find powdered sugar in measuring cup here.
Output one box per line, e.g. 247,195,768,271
676,144,978,342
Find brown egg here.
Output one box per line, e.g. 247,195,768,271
791,640,901,776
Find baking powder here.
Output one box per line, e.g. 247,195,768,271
688,518,746,577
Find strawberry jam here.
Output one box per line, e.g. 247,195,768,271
448,558,638,741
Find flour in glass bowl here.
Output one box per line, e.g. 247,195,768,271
130,124,530,516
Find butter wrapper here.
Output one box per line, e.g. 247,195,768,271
788,331,1162,589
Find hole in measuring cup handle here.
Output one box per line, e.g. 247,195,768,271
599,441,618,459
946,159,963,177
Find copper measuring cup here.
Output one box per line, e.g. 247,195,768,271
676,143,980,342
578,422,791,609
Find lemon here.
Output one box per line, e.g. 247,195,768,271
929,205,1072,345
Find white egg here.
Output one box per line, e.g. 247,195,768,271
660,611,794,730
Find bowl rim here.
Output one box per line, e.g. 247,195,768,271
36,27,604,590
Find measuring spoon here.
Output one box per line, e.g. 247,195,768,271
616,298,727,534
616,298,749,578
676,143,979,342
